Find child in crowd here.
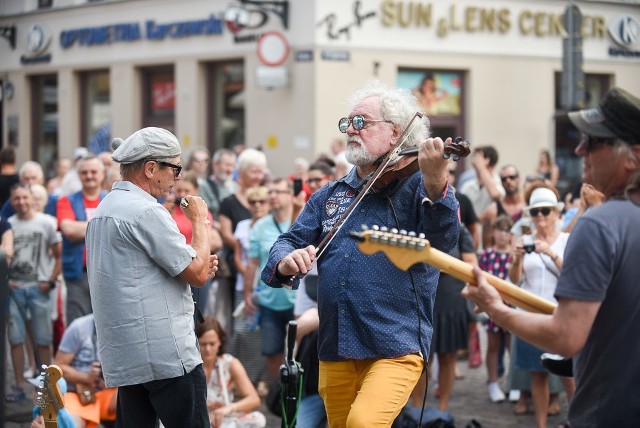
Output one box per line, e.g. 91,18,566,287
478,215,514,403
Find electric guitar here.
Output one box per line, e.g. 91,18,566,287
350,226,557,315
36,365,65,428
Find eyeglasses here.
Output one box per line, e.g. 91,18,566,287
152,160,182,179
248,199,268,206
500,174,519,182
307,177,326,184
338,115,393,133
530,207,553,217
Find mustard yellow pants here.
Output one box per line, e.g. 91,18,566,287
318,354,424,428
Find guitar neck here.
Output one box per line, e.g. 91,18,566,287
424,247,556,314
354,229,557,315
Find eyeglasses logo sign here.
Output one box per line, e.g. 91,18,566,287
608,14,640,48
26,24,52,55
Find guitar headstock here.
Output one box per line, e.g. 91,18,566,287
350,225,432,271
36,364,64,426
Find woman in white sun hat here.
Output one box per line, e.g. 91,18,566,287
508,183,575,428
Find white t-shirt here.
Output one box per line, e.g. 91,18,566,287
521,232,569,304
9,212,61,288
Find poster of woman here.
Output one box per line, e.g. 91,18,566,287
398,70,462,116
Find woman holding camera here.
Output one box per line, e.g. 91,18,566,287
509,183,575,428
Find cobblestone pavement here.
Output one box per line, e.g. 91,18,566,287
5,331,569,427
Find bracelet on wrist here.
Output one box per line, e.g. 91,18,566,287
48,280,56,289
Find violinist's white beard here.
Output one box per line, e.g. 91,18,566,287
346,138,377,166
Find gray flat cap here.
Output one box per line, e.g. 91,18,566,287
111,127,181,164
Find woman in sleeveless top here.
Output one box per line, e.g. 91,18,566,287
196,317,266,428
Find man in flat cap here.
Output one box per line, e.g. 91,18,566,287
86,127,218,427
464,87,640,427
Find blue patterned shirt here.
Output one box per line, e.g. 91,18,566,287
261,167,459,361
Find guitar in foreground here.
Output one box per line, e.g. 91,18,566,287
35,364,65,428
350,226,556,315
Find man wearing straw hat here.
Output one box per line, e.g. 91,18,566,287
464,87,640,427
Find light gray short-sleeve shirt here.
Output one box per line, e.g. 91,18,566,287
86,181,200,387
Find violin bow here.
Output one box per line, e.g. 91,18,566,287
351,226,556,315
286,112,425,287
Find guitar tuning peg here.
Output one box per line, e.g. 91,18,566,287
371,225,379,231
361,224,369,231
418,233,426,239
408,231,417,237
399,229,407,235
380,226,388,232
390,228,398,234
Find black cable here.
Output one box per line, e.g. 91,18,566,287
386,194,429,428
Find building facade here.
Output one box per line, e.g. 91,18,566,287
1,0,639,193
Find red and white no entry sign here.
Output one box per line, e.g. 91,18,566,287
257,31,289,67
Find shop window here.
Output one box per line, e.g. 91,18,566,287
80,70,110,154
554,73,611,196
38,0,52,8
207,61,245,152
31,74,58,179
397,68,466,146
142,66,175,132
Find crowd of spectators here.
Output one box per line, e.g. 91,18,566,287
0,111,618,428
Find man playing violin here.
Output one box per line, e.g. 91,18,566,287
261,80,460,427
464,87,640,427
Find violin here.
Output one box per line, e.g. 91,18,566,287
371,136,471,192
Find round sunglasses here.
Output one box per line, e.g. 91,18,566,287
338,115,393,133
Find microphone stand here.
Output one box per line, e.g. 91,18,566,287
280,321,303,428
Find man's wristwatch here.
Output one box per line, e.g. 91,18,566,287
48,280,56,290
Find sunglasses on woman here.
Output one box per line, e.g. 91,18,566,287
530,207,552,217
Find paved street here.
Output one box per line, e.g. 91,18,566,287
4,330,570,427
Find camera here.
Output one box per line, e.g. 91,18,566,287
522,234,536,254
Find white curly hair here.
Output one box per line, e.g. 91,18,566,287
346,80,430,149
